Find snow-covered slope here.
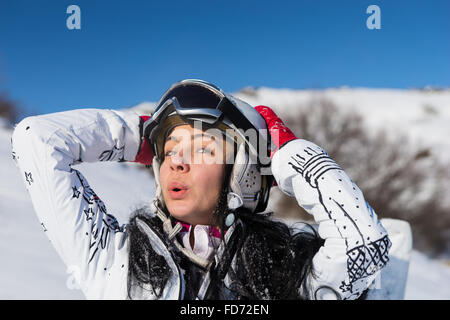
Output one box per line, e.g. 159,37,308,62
406,250,450,299
1,87,449,299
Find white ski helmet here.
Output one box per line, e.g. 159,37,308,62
143,79,274,214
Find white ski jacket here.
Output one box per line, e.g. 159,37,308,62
11,108,391,300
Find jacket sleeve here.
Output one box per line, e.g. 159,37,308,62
10,108,142,297
271,139,391,300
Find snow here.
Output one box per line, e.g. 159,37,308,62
406,251,450,299
1,87,449,299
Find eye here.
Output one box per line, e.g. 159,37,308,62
197,147,213,155
164,149,176,157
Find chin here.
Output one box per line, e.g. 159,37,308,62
166,203,212,225
166,202,194,220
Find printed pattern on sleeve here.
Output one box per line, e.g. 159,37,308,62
273,139,391,299
71,168,125,263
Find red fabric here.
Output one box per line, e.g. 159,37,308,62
178,221,224,239
133,115,154,165
254,105,297,157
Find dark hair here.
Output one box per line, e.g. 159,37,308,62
127,180,325,300
205,164,324,299
208,207,324,299
127,207,176,299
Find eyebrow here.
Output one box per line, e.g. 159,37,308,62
166,133,216,143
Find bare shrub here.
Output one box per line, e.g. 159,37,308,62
272,98,450,255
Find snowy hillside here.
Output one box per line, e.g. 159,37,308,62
1,87,449,299
234,87,450,163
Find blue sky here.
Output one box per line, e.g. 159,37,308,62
0,0,449,118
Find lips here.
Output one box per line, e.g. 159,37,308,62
168,181,189,200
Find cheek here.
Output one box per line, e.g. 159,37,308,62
159,162,172,195
192,164,224,195
158,162,168,185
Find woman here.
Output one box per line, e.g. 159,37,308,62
11,79,391,300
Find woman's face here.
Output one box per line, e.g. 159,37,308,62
159,124,229,226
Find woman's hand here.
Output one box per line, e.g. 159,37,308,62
133,115,154,165
254,105,297,157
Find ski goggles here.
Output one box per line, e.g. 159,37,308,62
142,80,272,164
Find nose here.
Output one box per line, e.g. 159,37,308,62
168,151,190,173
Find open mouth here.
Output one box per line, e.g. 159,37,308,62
168,182,189,199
